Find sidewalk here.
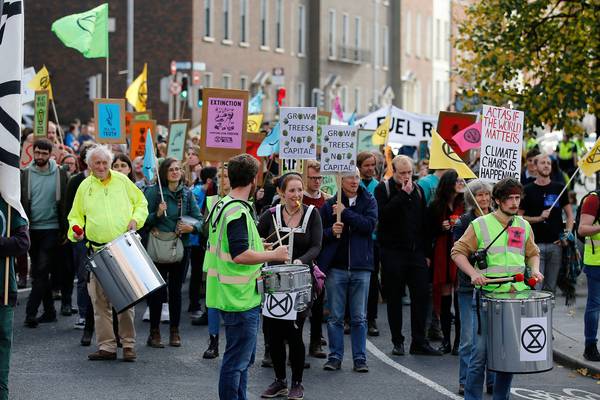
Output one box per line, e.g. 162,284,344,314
552,275,600,375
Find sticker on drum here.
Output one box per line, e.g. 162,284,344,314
262,293,298,320
520,317,548,362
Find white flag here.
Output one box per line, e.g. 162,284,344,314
0,0,27,220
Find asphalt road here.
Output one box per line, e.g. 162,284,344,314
8,290,600,400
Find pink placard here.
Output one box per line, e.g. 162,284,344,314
452,121,482,152
205,97,245,149
507,226,525,249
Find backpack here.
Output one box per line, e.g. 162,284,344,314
573,190,600,245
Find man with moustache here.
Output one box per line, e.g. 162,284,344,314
374,155,442,356
519,154,573,293
20,138,68,328
452,178,543,399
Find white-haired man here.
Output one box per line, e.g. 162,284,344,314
68,145,148,362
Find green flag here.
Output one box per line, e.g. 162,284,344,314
51,3,109,58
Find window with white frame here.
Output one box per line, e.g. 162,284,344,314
374,21,379,67
328,9,336,58
436,18,441,59
340,86,348,111
260,0,268,47
204,0,212,37
223,0,231,41
415,13,421,58
240,0,249,43
354,16,361,61
444,21,450,61
414,80,421,113
296,82,305,106
342,13,349,59
240,76,248,90
405,11,411,55
354,87,361,113
276,0,284,49
425,16,432,59
382,25,389,67
297,5,306,55
222,74,231,89
203,73,213,88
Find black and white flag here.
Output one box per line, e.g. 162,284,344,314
0,0,27,220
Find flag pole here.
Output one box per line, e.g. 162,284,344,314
548,167,580,210
50,100,64,145
464,180,485,216
106,56,109,98
4,206,11,306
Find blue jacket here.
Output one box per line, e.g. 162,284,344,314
317,186,377,273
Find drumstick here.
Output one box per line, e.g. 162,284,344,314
265,231,293,248
484,274,524,284
271,214,283,247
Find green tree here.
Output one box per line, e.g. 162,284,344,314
455,0,599,134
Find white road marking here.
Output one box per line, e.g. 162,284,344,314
367,340,462,400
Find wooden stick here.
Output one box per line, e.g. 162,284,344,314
105,56,109,97
271,214,283,247
484,276,517,284
152,130,167,217
464,180,485,216
336,174,342,239
548,166,579,210
4,206,11,305
50,100,64,146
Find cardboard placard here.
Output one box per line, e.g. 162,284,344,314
479,105,524,183
316,111,331,146
199,88,248,162
129,119,157,160
94,99,126,144
34,90,49,137
247,114,264,134
321,125,358,174
166,120,190,160
280,107,317,160
437,111,477,159
126,111,152,135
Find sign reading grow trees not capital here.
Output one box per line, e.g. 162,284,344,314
279,107,317,160
321,126,358,174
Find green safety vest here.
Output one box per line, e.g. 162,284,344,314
558,141,575,160
471,213,530,292
583,194,600,266
204,195,264,312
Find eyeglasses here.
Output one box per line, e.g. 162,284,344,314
308,176,323,181
168,167,181,172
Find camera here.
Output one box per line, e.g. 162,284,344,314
470,249,488,270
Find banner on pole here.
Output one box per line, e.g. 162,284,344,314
166,120,190,160
355,106,436,146
129,119,156,160
437,111,477,159
479,105,524,183
34,90,49,137
247,114,263,133
357,129,378,153
321,126,357,174
94,98,126,144
280,107,317,160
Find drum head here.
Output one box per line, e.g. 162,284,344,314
262,264,310,274
484,290,553,302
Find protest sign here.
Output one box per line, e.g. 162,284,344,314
20,136,34,168
166,120,190,160
200,88,248,161
247,114,263,133
34,90,49,137
125,111,151,135
320,175,337,196
316,111,331,145
479,105,524,183
321,125,358,174
279,107,317,160
453,121,482,152
355,106,436,146
357,129,378,153
129,119,156,160
94,98,126,144
437,111,477,159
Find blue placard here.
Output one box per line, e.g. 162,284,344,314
97,103,122,140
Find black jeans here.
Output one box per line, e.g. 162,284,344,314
380,247,429,347
26,229,59,318
264,316,306,383
148,250,189,329
188,244,206,312
309,290,324,343
58,242,75,307
367,242,381,321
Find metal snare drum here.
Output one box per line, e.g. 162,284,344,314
86,231,166,313
261,264,312,312
482,290,554,374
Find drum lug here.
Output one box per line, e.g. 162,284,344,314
542,300,548,314
521,302,526,316
494,302,501,314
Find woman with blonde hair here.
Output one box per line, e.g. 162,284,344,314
182,145,202,187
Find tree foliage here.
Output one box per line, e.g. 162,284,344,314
455,0,599,134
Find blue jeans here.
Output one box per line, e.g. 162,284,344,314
326,268,370,363
219,306,260,400
584,266,600,346
457,291,494,387
208,307,220,336
465,294,512,400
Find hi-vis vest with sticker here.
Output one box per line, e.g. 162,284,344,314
471,213,530,292
204,195,264,312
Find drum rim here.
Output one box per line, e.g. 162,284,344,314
482,290,554,302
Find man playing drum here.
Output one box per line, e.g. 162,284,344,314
68,145,149,362
451,178,544,399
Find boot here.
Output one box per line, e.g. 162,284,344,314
583,343,600,361
80,329,94,346
147,328,164,348
261,344,273,367
438,340,451,354
169,327,181,347
203,334,219,359
309,340,326,359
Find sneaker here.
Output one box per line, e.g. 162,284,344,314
24,316,38,328
353,359,369,373
288,382,304,400
323,358,341,371
74,317,86,330
161,303,170,323
458,384,465,395
260,379,288,398
392,343,405,356
583,343,600,362
409,342,443,356
142,306,150,322
367,320,380,337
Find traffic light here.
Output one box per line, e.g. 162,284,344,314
197,88,203,108
180,76,189,100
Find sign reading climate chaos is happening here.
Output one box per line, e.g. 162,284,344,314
279,107,318,160
321,125,358,174
479,104,524,183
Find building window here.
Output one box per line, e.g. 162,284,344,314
203,73,213,88
415,13,421,58
405,11,411,56
414,80,421,113
222,74,231,89
276,0,284,49
340,86,348,112
328,9,336,58
425,16,432,59
426,82,432,114
297,5,306,55
296,82,305,106
223,0,231,40
204,0,212,37
382,25,389,68
354,87,361,113
240,75,248,90
354,17,361,61
436,18,441,59
342,13,349,59
374,21,379,67
240,0,249,43
260,0,268,47
444,21,450,61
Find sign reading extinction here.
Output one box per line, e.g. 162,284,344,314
34,90,49,137
205,97,245,149
480,105,524,183
321,125,357,174
279,107,317,160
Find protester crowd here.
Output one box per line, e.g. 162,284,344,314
8,120,600,400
